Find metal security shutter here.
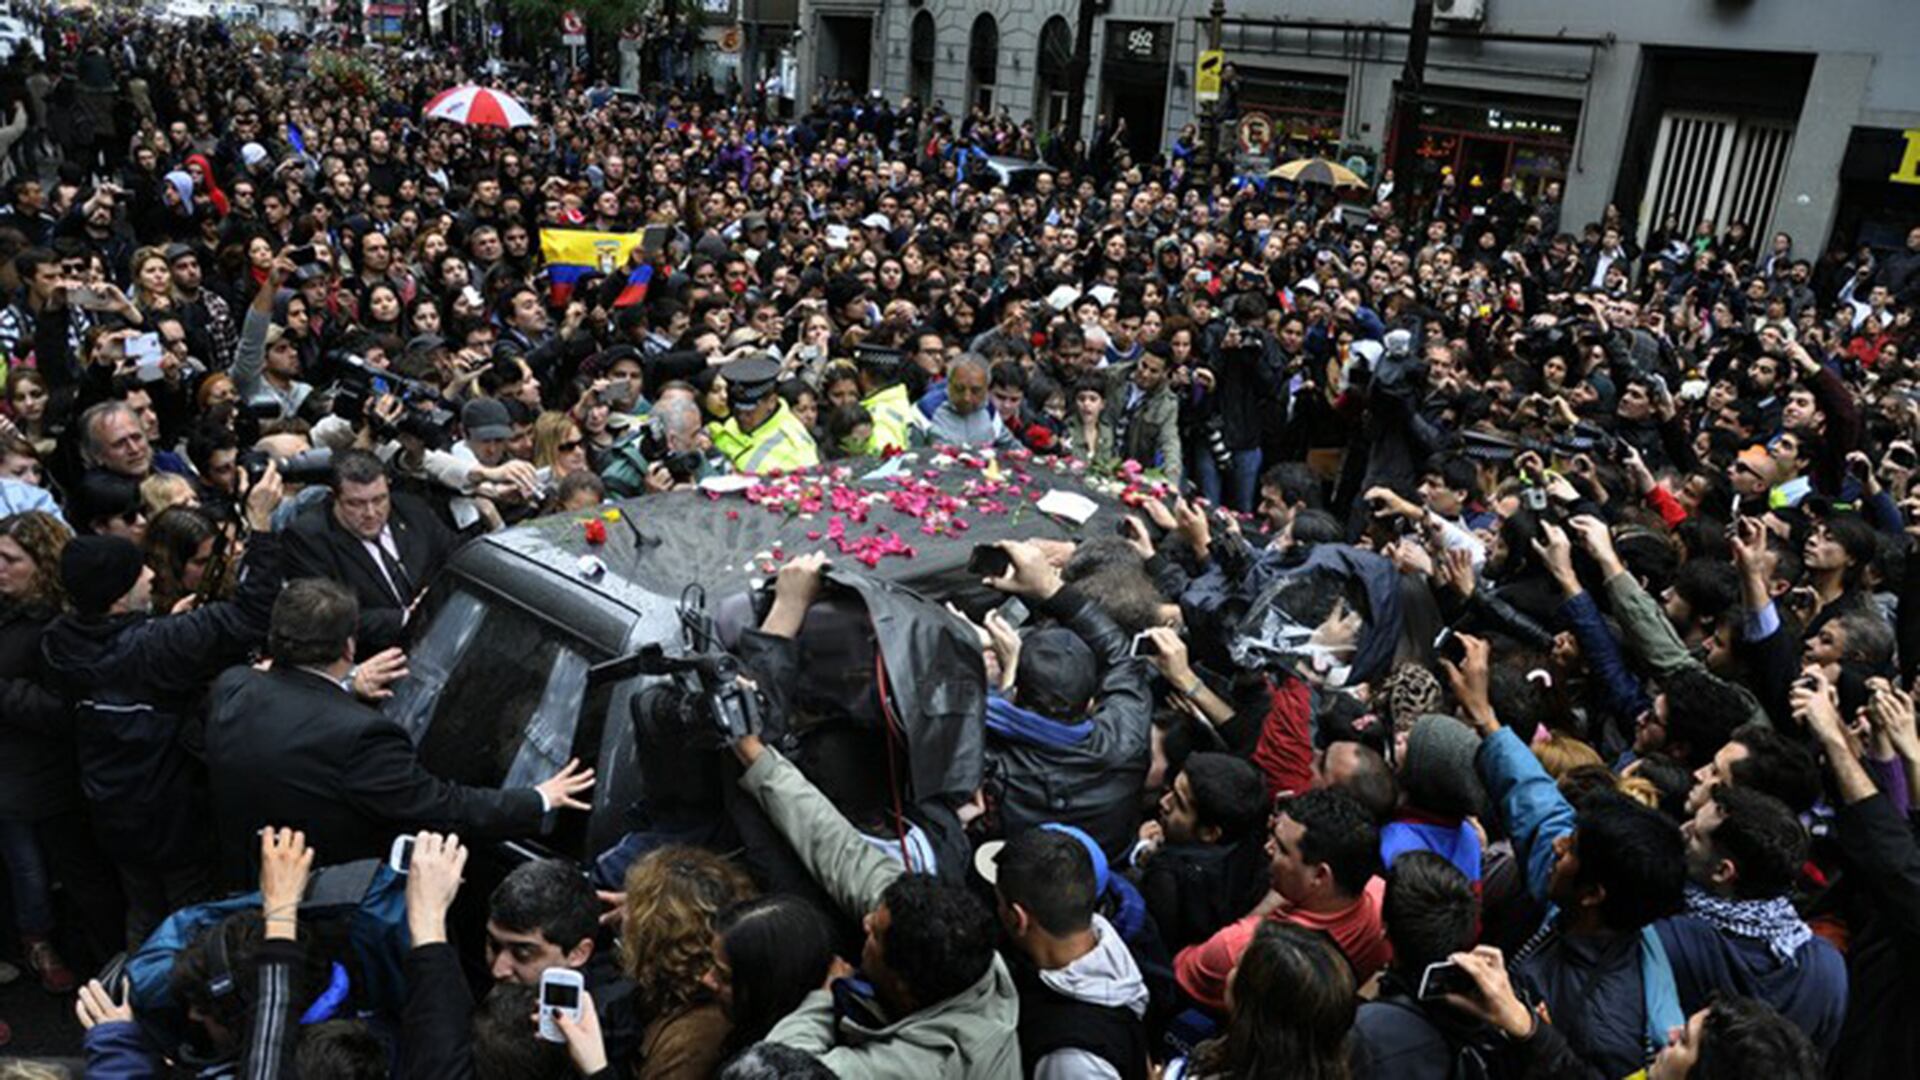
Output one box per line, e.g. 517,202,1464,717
1637,111,1794,246
1716,119,1794,238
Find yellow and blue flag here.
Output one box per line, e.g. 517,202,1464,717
540,228,646,306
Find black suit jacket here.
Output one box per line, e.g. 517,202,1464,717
204,665,545,889
282,491,457,655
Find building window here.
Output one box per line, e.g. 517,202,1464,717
1035,16,1073,133
910,11,935,106
968,14,998,114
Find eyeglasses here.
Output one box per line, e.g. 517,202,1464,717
558,439,583,453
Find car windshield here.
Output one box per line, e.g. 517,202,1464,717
386,589,594,792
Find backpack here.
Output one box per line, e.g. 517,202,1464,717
99,858,410,1068
1369,991,1511,1080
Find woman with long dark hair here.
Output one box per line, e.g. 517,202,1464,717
1171,922,1357,1080
703,895,837,1052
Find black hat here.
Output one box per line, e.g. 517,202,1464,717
1013,627,1099,719
292,264,328,285
461,398,513,441
406,333,448,356
163,242,197,265
724,356,783,407
61,535,145,616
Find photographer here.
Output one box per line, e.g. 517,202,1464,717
978,539,1154,860
720,554,1018,1076
1196,293,1281,512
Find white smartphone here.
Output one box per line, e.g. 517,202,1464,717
537,968,586,1043
388,834,414,875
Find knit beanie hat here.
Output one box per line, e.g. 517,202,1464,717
1401,714,1487,818
61,536,145,616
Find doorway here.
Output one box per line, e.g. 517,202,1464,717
817,15,873,96
1102,72,1168,163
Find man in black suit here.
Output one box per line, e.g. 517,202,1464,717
203,577,596,888
284,448,458,656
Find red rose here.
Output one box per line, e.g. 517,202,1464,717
584,520,608,545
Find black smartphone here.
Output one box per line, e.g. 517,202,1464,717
1129,631,1160,659
1417,960,1478,1001
968,544,1013,579
285,244,318,266
1434,627,1467,667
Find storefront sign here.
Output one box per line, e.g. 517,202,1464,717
1892,130,1920,185
1104,21,1170,65
1841,127,1920,186
1196,48,1222,103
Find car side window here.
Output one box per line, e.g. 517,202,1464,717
395,590,583,790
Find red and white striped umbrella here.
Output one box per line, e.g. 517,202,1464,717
422,85,537,129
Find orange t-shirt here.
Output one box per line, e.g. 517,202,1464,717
1173,877,1391,1013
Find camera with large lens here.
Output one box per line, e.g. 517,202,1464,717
239,446,336,487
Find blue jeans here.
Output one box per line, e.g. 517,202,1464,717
1192,447,1262,511
0,818,55,937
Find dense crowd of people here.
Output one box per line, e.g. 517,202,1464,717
0,4,1917,1079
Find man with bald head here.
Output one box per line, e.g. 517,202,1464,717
928,354,1017,448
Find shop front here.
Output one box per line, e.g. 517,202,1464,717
1836,126,1920,254
365,0,408,42
1389,87,1581,204
1236,68,1346,155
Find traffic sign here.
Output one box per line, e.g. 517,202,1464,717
561,10,584,33
1196,49,1222,103
719,25,741,53
1236,112,1273,158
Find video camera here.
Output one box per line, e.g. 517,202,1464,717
595,586,769,750
329,353,459,451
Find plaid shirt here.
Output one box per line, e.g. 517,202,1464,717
0,299,93,373
185,289,238,370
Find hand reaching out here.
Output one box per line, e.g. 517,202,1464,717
534,758,596,814
403,832,468,945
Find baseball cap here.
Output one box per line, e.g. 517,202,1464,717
973,823,1109,893
461,398,513,441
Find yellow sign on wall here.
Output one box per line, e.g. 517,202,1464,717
1196,49,1223,103
1892,129,1920,185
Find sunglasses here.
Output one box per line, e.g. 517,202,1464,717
558,439,584,452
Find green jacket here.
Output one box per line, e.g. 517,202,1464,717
1602,571,1770,728
1099,363,1183,483
741,748,1022,1079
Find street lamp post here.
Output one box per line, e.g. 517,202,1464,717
1199,0,1224,181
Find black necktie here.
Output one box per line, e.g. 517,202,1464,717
376,537,413,606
